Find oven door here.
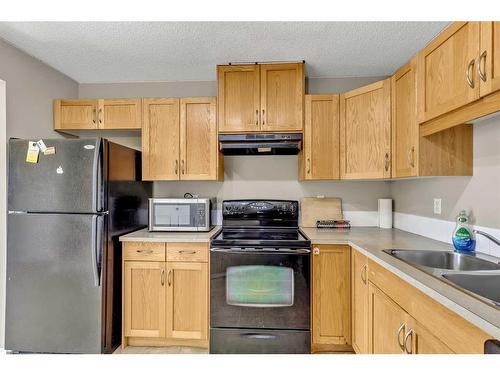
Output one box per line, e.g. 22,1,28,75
210,248,310,330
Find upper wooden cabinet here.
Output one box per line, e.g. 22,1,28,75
417,22,480,123
351,249,369,354
217,62,304,133
142,97,222,181
340,79,391,179
392,59,418,178
301,95,340,180
142,98,181,180
479,22,500,97
54,99,142,130
312,244,351,352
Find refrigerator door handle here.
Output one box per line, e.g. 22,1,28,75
92,138,104,213
91,215,103,287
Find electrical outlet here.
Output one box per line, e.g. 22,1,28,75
433,198,442,215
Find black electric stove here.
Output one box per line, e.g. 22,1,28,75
209,200,311,354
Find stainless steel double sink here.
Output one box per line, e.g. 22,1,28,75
384,249,500,308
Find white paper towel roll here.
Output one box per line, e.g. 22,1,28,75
378,198,393,228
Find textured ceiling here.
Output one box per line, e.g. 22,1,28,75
0,22,449,83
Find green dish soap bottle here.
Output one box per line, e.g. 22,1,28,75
452,210,476,254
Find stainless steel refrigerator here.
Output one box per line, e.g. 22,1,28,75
6,138,152,353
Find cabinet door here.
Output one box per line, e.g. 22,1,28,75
166,262,208,341
417,22,480,123
479,22,500,97
340,79,391,179
413,322,454,354
53,99,98,130
368,282,409,354
217,65,260,133
302,95,340,180
391,58,418,178
260,63,304,131
123,261,166,338
142,98,180,180
98,99,142,129
312,245,351,349
180,97,218,180
351,249,369,354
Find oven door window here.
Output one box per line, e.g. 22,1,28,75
226,265,294,307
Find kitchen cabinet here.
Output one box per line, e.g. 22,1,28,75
340,79,391,179
122,241,209,349
217,62,304,133
367,259,490,353
417,22,480,124
123,261,166,338
392,58,473,177
54,99,142,130
142,97,221,181
391,59,418,178
368,282,409,354
351,249,369,354
300,95,340,180
312,244,351,352
479,22,500,97
166,262,208,341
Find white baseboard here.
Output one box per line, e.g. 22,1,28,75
393,212,500,258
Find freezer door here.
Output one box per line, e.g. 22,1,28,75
8,138,103,213
6,213,104,353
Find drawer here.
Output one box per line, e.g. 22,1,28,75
166,242,209,262
123,242,166,261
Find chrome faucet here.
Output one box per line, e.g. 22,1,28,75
474,230,500,247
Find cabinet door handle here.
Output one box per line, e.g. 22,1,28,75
161,269,165,286
262,109,266,126
98,108,103,124
136,249,153,254
167,270,172,286
255,109,259,125
466,58,475,88
361,264,367,284
307,158,311,174
313,247,320,255
179,250,197,254
407,146,415,168
403,328,414,354
397,323,406,351
478,50,487,82
92,108,96,124
181,160,185,174
175,160,179,175
384,153,390,172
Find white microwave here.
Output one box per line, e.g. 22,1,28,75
148,198,215,232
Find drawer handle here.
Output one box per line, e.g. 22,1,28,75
242,333,277,340
361,264,367,284
161,269,165,286
179,250,197,254
168,270,172,286
136,249,153,254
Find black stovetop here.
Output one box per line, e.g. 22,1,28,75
211,227,311,249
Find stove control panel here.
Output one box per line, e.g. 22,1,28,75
222,200,299,225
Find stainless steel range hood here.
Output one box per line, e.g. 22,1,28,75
219,133,302,155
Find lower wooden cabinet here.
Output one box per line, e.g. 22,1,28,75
166,262,208,341
122,241,209,348
351,248,369,354
412,322,453,354
311,244,351,352
368,282,410,354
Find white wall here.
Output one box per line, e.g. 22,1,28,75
0,79,6,349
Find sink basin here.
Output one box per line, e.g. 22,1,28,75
443,273,500,306
385,250,500,271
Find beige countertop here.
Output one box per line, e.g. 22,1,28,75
301,227,500,339
119,226,221,243
120,225,500,338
